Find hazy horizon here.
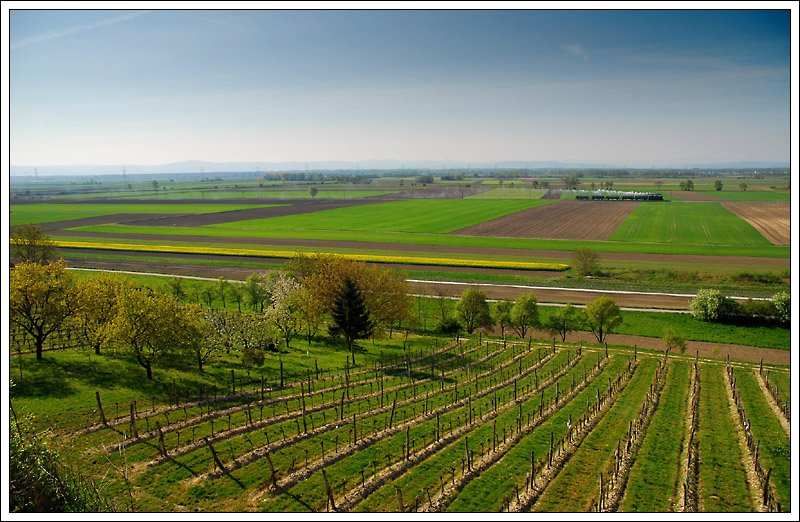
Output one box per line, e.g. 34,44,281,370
8,7,792,167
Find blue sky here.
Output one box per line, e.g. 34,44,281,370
8,7,793,167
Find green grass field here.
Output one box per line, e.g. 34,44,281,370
10,203,276,226
210,199,551,234
468,187,548,199
685,191,790,202
609,203,772,246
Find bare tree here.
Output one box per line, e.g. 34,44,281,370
10,224,59,265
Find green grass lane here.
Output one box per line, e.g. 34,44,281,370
532,357,658,512
609,202,773,247
618,360,691,512
732,369,791,511
696,364,754,512
9,203,277,226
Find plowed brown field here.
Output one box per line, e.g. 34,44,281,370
721,202,790,245
454,200,640,240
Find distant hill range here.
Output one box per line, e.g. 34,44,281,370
10,159,789,177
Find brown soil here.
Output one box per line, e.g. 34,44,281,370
721,202,790,246
454,200,640,240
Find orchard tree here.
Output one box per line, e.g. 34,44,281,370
105,290,185,380
71,273,138,355
181,304,225,372
585,296,622,344
295,285,325,345
244,272,270,312
10,224,59,265
545,304,583,342
714,179,723,191
663,327,687,354
216,277,230,308
10,261,73,360
495,301,513,338
362,267,412,337
166,277,186,299
511,293,539,338
457,288,493,334
268,272,302,350
329,277,374,365
309,186,319,198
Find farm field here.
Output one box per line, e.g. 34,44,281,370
9,334,790,513
9,203,276,226
467,187,548,199
455,200,639,240
608,202,773,246
208,199,552,234
720,202,790,245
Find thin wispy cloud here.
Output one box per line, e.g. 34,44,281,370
563,43,589,59
11,11,147,50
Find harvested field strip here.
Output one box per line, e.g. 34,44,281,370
53,240,570,271
454,201,640,240
531,357,657,512
352,351,594,513
720,202,790,246
730,369,791,511
618,360,691,512
697,365,754,512
609,203,772,246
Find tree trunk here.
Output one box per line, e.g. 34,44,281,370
35,337,44,360
145,362,153,380
94,342,101,356
349,339,356,366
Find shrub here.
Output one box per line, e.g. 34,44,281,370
10,409,112,512
690,289,737,322
572,248,600,276
773,291,790,326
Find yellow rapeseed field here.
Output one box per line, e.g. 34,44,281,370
55,240,570,272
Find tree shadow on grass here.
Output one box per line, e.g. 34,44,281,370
11,358,76,398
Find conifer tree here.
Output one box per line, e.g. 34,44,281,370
329,277,374,365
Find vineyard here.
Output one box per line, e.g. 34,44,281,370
15,335,790,513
